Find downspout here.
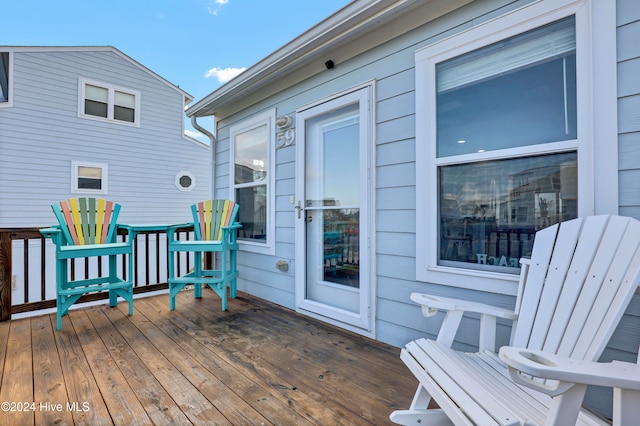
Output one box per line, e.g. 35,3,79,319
191,115,218,270
190,116,217,199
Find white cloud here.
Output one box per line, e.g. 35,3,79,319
184,129,203,139
204,67,246,83
208,0,229,16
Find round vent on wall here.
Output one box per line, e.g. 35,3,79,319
175,172,195,191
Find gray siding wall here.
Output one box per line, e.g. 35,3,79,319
0,49,210,227
603,0,640,417
213,0,638,418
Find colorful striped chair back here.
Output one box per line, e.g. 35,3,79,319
192,199,239,241
52,197,121,245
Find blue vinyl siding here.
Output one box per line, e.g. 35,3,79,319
0,48,210,226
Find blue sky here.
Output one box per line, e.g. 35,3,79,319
3,0,352,140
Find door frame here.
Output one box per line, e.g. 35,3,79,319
294,82,376,337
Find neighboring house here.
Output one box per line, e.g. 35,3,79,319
0,46,210,227
0,46,211,305
186,0,639,418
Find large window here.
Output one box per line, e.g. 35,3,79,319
0,52,11,106
79,79,140,125
229,110,275,254
415,0,617,293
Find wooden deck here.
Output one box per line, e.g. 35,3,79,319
0,289,417,425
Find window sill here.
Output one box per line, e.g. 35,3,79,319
418,265,519,296
239,240,275,256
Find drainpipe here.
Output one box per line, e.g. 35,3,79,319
190,116,217,199
190,115,217,270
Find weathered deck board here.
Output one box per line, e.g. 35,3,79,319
0,290,417,425
1,319,33,426
32,315,72,425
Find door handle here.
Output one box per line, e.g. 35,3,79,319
295,200,304,219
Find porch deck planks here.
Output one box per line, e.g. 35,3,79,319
171,291,416,423
0,319,11,398
141,294,354,424
0,290,417,425
102,302,270,425
81,306,191,425
72,308,153,425
0,319,33,426
88,306,230,425
54,315,112,425
32,315,72,426
129,295,315,425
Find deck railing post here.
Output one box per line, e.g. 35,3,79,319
0,230,12,321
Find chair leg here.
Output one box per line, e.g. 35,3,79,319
389,385,450,425
56,258,67,330
57,294,64,331
194,252,203,299
109,254,118,308
229,248,237,299
221,250,227,311
169,288,177,311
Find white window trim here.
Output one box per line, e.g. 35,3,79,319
71,160,108,194
229,109,276,255
415,0,618,295
78,78,141,126
0,51,13,108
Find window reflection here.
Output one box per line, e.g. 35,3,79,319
234,122,269,243
439,152,577,272
236,186,267,241
437,17,576,157
235,124,268,184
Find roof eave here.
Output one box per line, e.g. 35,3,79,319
186,0,422,118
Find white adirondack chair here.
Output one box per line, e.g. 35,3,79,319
390,215,640,426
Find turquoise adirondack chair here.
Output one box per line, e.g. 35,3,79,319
41,198,134,330
167,199,241,311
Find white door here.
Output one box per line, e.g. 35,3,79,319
295,87,373,333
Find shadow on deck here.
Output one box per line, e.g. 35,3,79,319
0,289,416,425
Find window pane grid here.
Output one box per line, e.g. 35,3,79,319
81,81,138,125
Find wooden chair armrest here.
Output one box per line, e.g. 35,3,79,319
499,346,640,396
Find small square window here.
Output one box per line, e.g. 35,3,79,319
72,161,108,194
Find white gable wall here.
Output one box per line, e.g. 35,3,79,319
0,48,210,227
